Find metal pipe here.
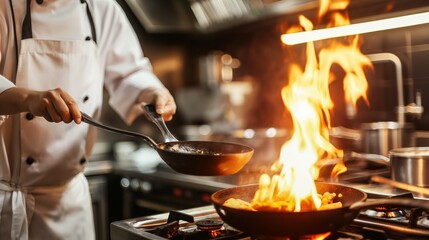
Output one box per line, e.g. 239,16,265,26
366,53,405,125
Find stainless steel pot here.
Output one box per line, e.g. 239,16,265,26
390,147,429,187
330,121,416,157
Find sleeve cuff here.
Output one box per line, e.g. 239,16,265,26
0,75,16,94
0,76,15,125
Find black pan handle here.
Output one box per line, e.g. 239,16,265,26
80,112,158,149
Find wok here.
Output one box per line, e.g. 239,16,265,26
81,112,253,176
211,182,429,237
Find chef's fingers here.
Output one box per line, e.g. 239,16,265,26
68,101,82,124
41,99,53,122
44,97,65,123
137,88,176,121
153,92,176,121
58,90,81,124
40,97,62,122
157,89,176,121
43,88,72,123
39,88,80,124
156,99,176,121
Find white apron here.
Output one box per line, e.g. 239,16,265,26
0,0,103,239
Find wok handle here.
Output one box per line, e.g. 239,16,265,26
349,198,429,212
371,176,429,196
80,112,158,149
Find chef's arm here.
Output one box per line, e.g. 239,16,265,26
0,86,81,124
102,2,176,124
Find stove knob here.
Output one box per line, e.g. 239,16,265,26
172,187,183,197
202,193,211,203
140,181,152,193
130,179,140,191
120,178,130,188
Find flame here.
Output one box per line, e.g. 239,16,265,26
312,232,332,240
251,0,371,212
319,0,349,19
270,232,331,240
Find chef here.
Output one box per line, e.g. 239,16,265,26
0,0,176,239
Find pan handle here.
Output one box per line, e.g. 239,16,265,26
345,151,390,166
80,112,158,149
143,104,178,142
349,198,429,212
142,105,199,154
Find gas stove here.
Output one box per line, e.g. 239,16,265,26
110,189,429,240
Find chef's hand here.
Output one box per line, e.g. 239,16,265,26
137,87,176,121
28,88,81,124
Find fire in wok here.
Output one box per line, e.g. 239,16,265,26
211,183,429,237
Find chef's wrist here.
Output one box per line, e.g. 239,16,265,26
21,88,39,113
0,87,33,114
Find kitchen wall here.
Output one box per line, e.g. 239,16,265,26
107,1,429,143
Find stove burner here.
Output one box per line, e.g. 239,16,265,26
365,207,406,218
194,219,225,238
196,219,224,231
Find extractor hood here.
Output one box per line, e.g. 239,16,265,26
124,0,429,34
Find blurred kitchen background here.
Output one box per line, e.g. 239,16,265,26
83,0,429,239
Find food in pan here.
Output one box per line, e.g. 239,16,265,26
223,173,343,212
166,144,203,154
223,191,343,212
317,192,343,210
224,198,256,211
160,143,220,155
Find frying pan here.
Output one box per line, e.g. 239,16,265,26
81,112,253,176
211,182,429,237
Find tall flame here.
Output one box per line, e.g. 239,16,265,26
251,0,371,212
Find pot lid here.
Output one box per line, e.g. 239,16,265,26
389,147,429,157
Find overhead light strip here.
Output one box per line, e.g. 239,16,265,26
281,11,429,45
